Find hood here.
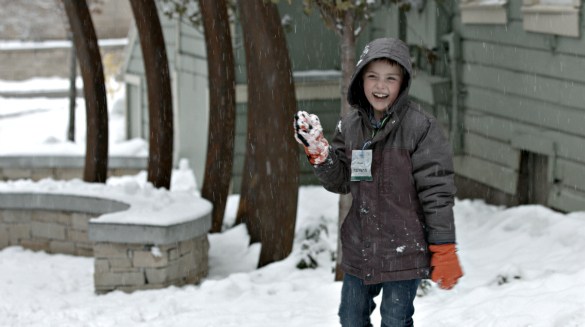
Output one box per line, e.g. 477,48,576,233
347,38,412,110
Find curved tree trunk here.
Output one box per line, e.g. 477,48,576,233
200,0,236,233
236,0,299,267
129,0,174,189
63,0,108,183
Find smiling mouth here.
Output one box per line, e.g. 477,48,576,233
373,92,388,99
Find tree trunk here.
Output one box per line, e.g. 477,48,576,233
339,12,356,118
398,7,407,42
200,0,236,233
129,0,174,189
67,31,77,142
335,11,357,281
63,0,108,183
236,0,299,267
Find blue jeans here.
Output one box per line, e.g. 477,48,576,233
339,274,420,327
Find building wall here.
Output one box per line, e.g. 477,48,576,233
0,0,132,40
124,12,210,186
173,21,209,187
0,46,126,81
0,0,132,81
453,1,585,211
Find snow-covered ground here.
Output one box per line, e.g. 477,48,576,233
1,78,585,326
0,77,146,156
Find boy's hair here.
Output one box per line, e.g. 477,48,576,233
353,58,409,109
365,58,407,81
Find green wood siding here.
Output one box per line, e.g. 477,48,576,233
463,87,585,137
549,186,585,212
454,155,518,194
462,64,585,112
277,4,340,72
463,40,585,83
465,112,585,164
557,158,585,192
464,133,520,169
455,0,585,210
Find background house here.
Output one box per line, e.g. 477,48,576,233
123,0,585,213
451,0,585,212
0,0,132,83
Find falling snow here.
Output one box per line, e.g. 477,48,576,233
1,66,585,327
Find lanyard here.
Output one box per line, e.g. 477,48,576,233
362,115,391,150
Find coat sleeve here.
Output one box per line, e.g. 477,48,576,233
411,117,457,244
312,119,351,195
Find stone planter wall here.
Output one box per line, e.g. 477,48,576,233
0,209,95,257
0,192,212,294
0,193,129,255
93,236,209,294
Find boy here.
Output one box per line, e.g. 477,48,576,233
294,38,463,326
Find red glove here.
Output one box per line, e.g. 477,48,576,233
293,111,329,165
429,244,463,290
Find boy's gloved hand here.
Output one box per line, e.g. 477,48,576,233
293,111,329,165
429,244,463,290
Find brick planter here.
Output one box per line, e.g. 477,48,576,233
92,236,209,293
89,205,211,294
0,193,129,256
0,187,212,294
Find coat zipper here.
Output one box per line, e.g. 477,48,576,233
362,114,392,150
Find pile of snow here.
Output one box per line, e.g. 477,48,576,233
417,200,585,326
1,184,585,326
0,77,147,156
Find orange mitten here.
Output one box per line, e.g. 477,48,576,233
429,244,463,290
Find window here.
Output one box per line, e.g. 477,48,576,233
460,0,508,25
522,0,581,37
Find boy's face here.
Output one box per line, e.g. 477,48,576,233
362,60,403,119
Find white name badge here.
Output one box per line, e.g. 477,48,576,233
351,150,373,181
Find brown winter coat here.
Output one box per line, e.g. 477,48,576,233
314,38,457,284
